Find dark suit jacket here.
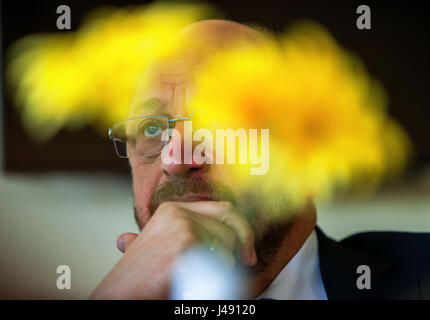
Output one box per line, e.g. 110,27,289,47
315,226,430,299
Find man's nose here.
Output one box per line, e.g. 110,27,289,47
160,122,209,177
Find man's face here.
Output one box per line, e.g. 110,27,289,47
130,73,207,225
130,73,236,222
129,56,296,272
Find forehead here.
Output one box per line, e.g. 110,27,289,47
130,78,193,119
129,56,200,119
128,20,264,119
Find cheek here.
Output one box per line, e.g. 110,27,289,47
131,158,164,214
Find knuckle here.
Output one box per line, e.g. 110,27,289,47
218,201,234,211
175,217,192,232
157,201,173,211
179,227,198,248
173,216,196,239
158,202,180,217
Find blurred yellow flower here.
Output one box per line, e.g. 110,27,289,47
7,2,214,140
187,22,411,209
6,5,411,208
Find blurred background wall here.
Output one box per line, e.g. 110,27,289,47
1,0,429,299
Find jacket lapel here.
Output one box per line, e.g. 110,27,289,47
315,226,421,299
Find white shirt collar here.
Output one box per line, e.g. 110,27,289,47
257,230,327,300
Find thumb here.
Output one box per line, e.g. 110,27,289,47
117,232,138,253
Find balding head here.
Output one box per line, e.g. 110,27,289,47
179,19,264,50
130,20,264,117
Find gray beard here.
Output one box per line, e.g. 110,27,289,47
133,176,296,274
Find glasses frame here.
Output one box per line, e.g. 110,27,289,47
108,115,190,159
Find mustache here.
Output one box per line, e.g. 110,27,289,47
148,176,237,215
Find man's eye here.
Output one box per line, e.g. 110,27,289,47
143,124,162,137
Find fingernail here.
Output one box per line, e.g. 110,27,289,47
117,238,126,253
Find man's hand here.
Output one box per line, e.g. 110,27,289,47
90,201,257,300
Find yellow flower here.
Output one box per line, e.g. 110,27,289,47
7,2,214,140
187,22,411,209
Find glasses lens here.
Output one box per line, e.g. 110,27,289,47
111,116,168,158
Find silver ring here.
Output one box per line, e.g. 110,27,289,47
209,237,218,252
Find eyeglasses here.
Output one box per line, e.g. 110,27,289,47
108,115,189,160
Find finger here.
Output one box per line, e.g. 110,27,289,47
187,218,236,268
182,209,237,254
117,232,138,253
173,201,257,266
